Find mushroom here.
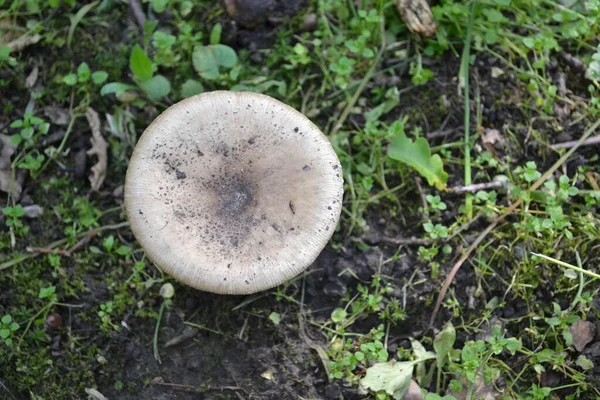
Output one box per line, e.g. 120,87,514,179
125,91,344,294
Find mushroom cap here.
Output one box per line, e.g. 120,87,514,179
125,91,344,294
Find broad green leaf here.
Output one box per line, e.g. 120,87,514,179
116,245,131,256
0,45,11,61
149,0,168,13
411,338,436,360
1,315,12,324
434,322,456,368
193,46,219,80
360,360,414,400
140,74,171,100
92,71,108,85
130,44,153,81
213,45,237,68
62,73,77,86
331,308,347,323
483,9,505,22
388,131,448,189
210,23,222,45
268,312,280,326
100,82,137,97
181,79,204,98
192,44,238,80
0,329,9,339
576,355,593,370
77,62,91,82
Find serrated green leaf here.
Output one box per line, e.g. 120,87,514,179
388,132,448,189
360,360,414,399
130,44,153,81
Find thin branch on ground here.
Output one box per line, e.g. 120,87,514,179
429,118,600,326
129,0,146,30
449,180,506,194
27,232,96,256
550,135,600,150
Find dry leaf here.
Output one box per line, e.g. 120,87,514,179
482,129,505,148
84,388,108,400
25,65,39,88
570,320,596,352
43,105,70,126
7,34,42,52
23,204,44,218
447,376,500,400
86,108,108,191
261,370,275,380
165,327,199,347
402,380,424,400
394,0,436,37
0,134,22,199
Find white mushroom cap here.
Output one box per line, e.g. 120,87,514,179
125,91,344,294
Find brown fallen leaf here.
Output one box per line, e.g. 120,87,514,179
0,134,22,199
85,108,108,191
570,320,596,352
394,0,436,37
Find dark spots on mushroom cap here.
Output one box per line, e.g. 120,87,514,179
176,169,186,179
302,165,310,171
294,127,299,132
271,223,282,234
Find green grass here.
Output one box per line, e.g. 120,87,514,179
1,0,600,398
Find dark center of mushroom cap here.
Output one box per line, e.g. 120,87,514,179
217,176,254,217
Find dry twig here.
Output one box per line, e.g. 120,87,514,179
550,135,600,150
